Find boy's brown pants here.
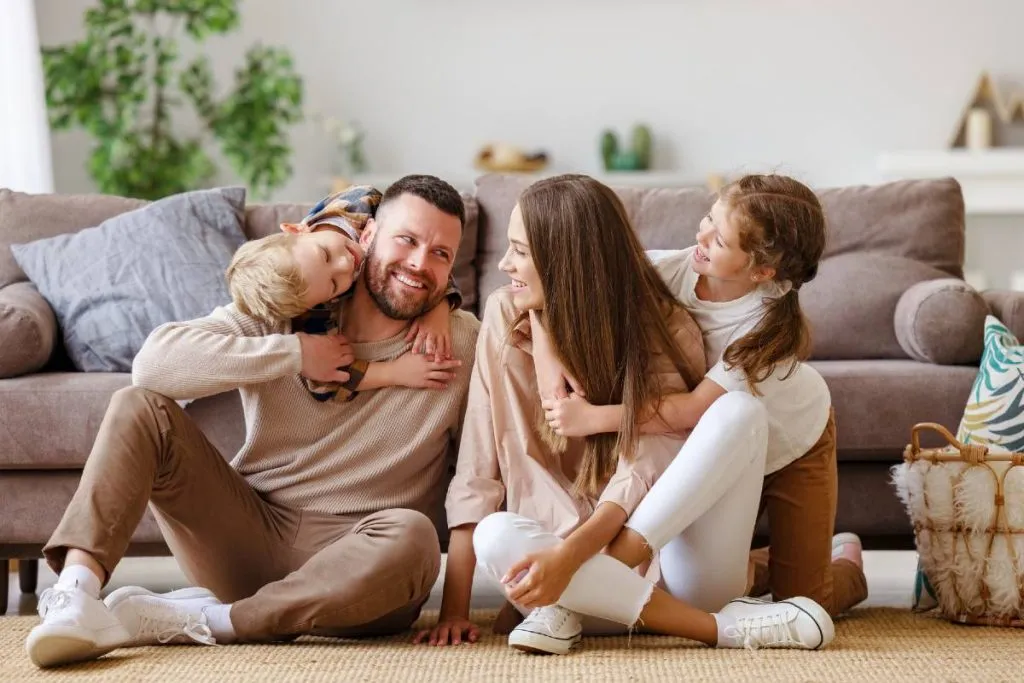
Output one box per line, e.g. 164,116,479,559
43,386,441,642
747,410,869,616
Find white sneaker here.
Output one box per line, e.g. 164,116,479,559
717,596,834,650
507,606,582,655
104,586,217,611
104,586,220,647
26,583,131,668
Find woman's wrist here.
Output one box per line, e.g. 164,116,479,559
555,537,588,571
438,589,472,620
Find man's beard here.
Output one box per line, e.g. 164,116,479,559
363,241,445,321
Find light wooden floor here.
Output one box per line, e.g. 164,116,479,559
6,551,917,616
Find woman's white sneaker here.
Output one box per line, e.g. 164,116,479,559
508,605,582,655
26,584,131,668
715,596,835,650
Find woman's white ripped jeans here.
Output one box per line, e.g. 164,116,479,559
473,392,769,633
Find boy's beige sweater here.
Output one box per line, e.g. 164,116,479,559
132,303,480,516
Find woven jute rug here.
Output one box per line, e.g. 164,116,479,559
1,608,1019,682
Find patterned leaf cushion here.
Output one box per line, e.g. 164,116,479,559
912,314,1024,612
956,315,1024,452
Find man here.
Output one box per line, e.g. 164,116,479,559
26,175,480,668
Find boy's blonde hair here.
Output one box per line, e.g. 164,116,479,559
226,233,309,322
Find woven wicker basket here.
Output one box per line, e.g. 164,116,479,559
894,423,1024,627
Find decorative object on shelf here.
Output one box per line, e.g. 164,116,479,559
474,143,549,173
316,114,368,177
950,72,1024,149
42,0,303,200
600,124,653,171
706,173,728,192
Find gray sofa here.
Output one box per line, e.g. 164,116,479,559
2,175,1021,614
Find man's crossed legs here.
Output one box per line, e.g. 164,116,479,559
28,387,440,668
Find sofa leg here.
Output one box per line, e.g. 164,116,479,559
1,559,8,615
19,559,38,594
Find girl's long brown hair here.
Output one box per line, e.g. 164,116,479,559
719,174,827,392
517,174,703,496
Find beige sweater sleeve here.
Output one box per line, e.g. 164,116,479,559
132,304,303,401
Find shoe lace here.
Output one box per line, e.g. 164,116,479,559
527,606,570,635
37,586,74,618
137,605,217,646
727,611,800,650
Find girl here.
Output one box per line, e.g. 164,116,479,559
416,174,834,653
541,173,868,628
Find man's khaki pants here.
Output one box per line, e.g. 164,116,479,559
747,410,869,617
43,387,441,642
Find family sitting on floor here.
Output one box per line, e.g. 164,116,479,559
25,172,867,669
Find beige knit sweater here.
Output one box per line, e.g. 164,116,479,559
132,304,480,516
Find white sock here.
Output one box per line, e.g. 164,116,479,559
57,564,102,599
713,612,741,648
203,603,237,644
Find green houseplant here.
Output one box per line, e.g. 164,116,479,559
42,0,304,200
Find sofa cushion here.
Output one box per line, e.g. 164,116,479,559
0,362,974,469
0,470,166,546
0,188,147,289
474,174,966,360
0,282,57,378
800,254,963,360
813,359,978,461
817,177,964,278
0,373,245,468
11,187,247,372
894,279,987,364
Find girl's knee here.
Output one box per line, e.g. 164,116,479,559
472,512,524,564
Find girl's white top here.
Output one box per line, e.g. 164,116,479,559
649,247,831,474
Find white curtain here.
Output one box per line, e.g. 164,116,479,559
0,0,54,193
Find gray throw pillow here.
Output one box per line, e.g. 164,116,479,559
11,187,246,372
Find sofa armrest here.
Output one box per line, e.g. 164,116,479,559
0,282,57,378
983,290,1024,341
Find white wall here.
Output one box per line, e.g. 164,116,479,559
34,0,1024,284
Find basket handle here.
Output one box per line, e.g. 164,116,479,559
908,422,988,463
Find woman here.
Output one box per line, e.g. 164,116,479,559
416,175,833,653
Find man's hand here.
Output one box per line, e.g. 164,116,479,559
542,394,602,438
389,351,462,390
297,332,354,383
412,616,480,646
405,300,453,360
502,543,581,610
529,310,584,400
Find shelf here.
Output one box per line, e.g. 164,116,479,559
878,149,1024,214
329,170,705,194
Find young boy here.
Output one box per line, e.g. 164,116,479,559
226,185,463,401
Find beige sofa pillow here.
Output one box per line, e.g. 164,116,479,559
799,253,960,360
0,282,57,377
894,279,987,364
0,189,148,289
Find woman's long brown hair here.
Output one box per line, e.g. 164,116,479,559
517,174,703,496
719,174,827,392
